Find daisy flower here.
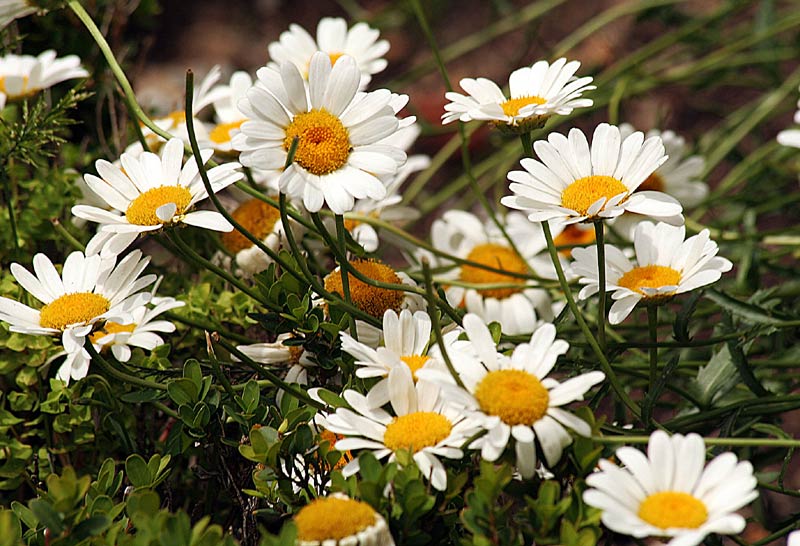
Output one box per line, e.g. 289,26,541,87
612,124,708,238
777,92,800,148
442,58,595,133
422,209,558,335
237,333,317,388
571,221,732,324
583,430,758,546
0,0,36,29
789,531,800,546
291,493,394,546
0,250,155,383
502,123,683,224
0,50,88,109
72,138,243,258
316,366,480,491
90,296,184,363
418,314,604,478
206,70,253,155
232,52,406,215
267,17,389,89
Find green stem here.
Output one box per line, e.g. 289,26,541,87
421,259,465,390
0,165,19,253
334,214,358,340
205,331,236,400
647,305,658,392
594,221,607,351
51,218,85,252
86,341,167,391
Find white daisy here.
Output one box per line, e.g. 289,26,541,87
0,50,88,109
583,430,758,546
502,123,683,224
418,313,604,479
340,309,448,408
612,124,708,238
206,70,253,155
267,17,389,89
90,296,184,363
232,52,406,215
442,58,595,133
72,138,243,258
291,493,395,546
789,531,800,546
777,93,800,148
571,221,733,324
237,333,317,388
0,250,155,383
316,365,480,491
422,209,558,335
0,0,36,29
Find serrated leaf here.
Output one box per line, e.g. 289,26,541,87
691,345,739,406
705,289,796,326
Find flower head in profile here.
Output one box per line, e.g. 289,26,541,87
0,0,36,30
205,70,253,155
72,138,243,258
571,221,732,324
315,366,480,491
442,58,595,133
583,430,758,546
233,52,406,214
777,90,800,148
502,123,682,224
0,250,155,383
268,17,389,89
0,50,88,108
419,314,604,478
291,493,395,546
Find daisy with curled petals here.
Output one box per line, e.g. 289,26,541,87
421,209,558,335
0,50,88,109
502,123,683,225
291,493,395,546
315,366,481,491
442,58,595,133
0,250,155,383
418,314,604,479
583,430,758,546
232,52,406,215
267,17,389,89
571,221,732,324
72,138,243,258
0,0,36,30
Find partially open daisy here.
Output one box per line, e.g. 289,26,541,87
0,50,88,109
422,210,558,335
502,123,682,224
583,430,758,546
571,221,732,324
612,124,708,238
232,52,406,214
316,366,480,491
418,314,604,478
0,0,36,30
267,17,389,89
72,138,243,258
442,58,595,133
292,493,394,546
0,250,155,383
206,70,253,155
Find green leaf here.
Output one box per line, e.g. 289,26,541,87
704,289,797,326
28,499,63,535
73,515,110,539
690,344,739,406
125,454,152,488
168,378,198,406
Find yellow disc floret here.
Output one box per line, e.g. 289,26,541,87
284,108,351,176
89,321,137,344
39,293,110,330
554,224,596,257
561,175,628,217
400,355,430,380
383,412,453,453
0,75,36,100
294,497,377,542
500,95,547,117
209,119,246,144
125,186,193,226
617,265,682,296
638,491,708,530
474,369,549,426
460,243,528,299
221,198,281,253
323,259,404,319
318,429,352,471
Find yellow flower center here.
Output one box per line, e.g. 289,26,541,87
283,108,351,176
400,355,430,380
617,265,682,296
323,259,404,319
638,172,665,192
125,185,193,226
89,321,137,344
500,95,547,117
165,111,186,127
39,293,110,330
474,369,549,426
328,52,344,65
209,119,246,144
554,224,596,257
0,75,35,99
561,175,628,216
460,243,528,299
294,497,377,542
318,429,352,471
220,198,280,253
638,491,708,530
383,412,453,453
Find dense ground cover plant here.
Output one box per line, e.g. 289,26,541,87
1,1,800,545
